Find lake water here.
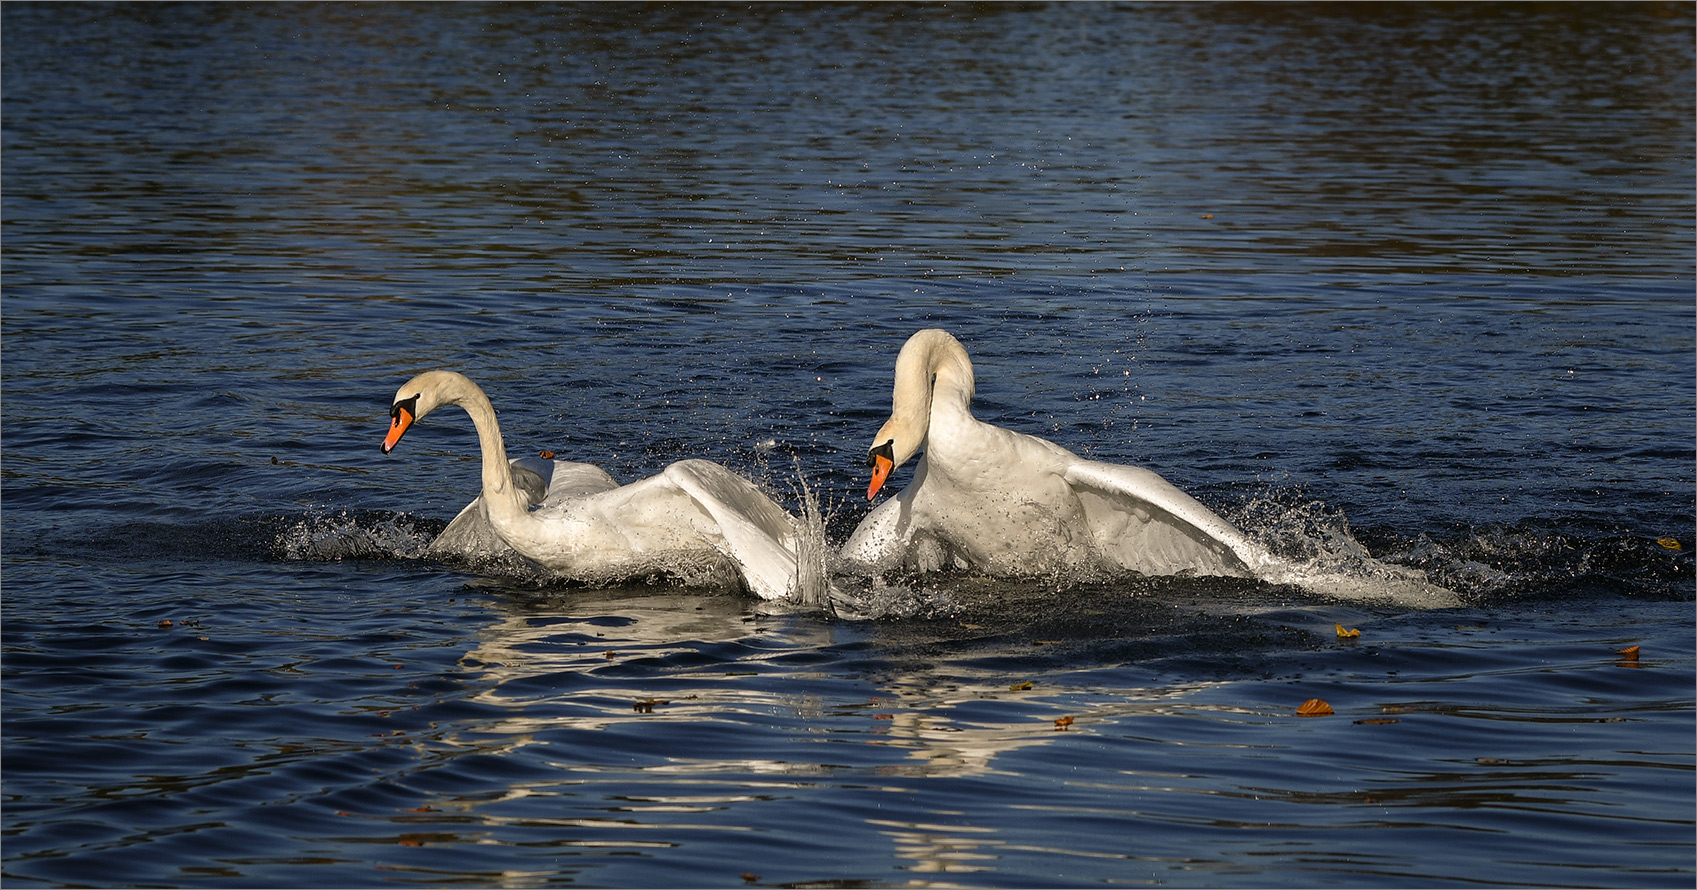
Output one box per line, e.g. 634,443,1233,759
3,3,1693,887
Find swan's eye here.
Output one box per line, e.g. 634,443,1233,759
391,394,419,421
867,441,894,468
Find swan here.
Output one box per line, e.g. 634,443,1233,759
842,329,1281,580
380,370,807,601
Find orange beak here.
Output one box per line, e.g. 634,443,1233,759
381,405,414,454
867,451,894,500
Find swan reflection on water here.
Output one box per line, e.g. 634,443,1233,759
452,585,1241,779
427,584,1315,878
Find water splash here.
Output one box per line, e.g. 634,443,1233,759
786,468,837,615
277,510,439,562
1232,494,1465,607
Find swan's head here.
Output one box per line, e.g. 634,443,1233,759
865,329,970,499
865,416,921,500
865,433,898,501
380,370,469,454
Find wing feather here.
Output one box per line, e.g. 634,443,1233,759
1063,460,1273,578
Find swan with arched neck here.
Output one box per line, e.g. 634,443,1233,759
381,370,808,601
843,329,1282,579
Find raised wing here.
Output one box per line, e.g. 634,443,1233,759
1063,459,1276,579
661,460,801,602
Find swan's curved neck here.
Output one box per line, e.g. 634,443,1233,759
438,375,529,522
886,329,975,465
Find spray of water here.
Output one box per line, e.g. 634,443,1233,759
786,466,838,616
278,510,438,561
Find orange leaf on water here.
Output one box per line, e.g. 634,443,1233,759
1054,715,1075,730
1335,623,1360,639
539,450,556,459
1617,645,1640,656
1296,698,1334,717
1656,537,1681,551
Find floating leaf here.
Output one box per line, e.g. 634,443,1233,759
1335,623,1360,639
1010,681,1033,691
1656,537,1681,551
873,713,893,720
1296,698,1334,717
741,874,760,884
1054,715,1075,730
539,450,556,459
1617,645,1640,656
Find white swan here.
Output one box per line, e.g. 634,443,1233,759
380,370,805,601
842,329,1281,580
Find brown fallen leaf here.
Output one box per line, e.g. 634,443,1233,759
398,839,423,847
1010,681,1034,691
539,450,556,459
873,713,893,720
741,874,760,884
1296,698,1334,717
1335,623,1360,639
157,620,173,628
1200,213,1214,219
1617,645,1640,657
1054,715,1075,730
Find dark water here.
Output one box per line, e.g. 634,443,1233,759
4,3,1693,887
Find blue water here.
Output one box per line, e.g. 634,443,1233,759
4,3,1693,887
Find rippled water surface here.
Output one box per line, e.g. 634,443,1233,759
4,4,1693,887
